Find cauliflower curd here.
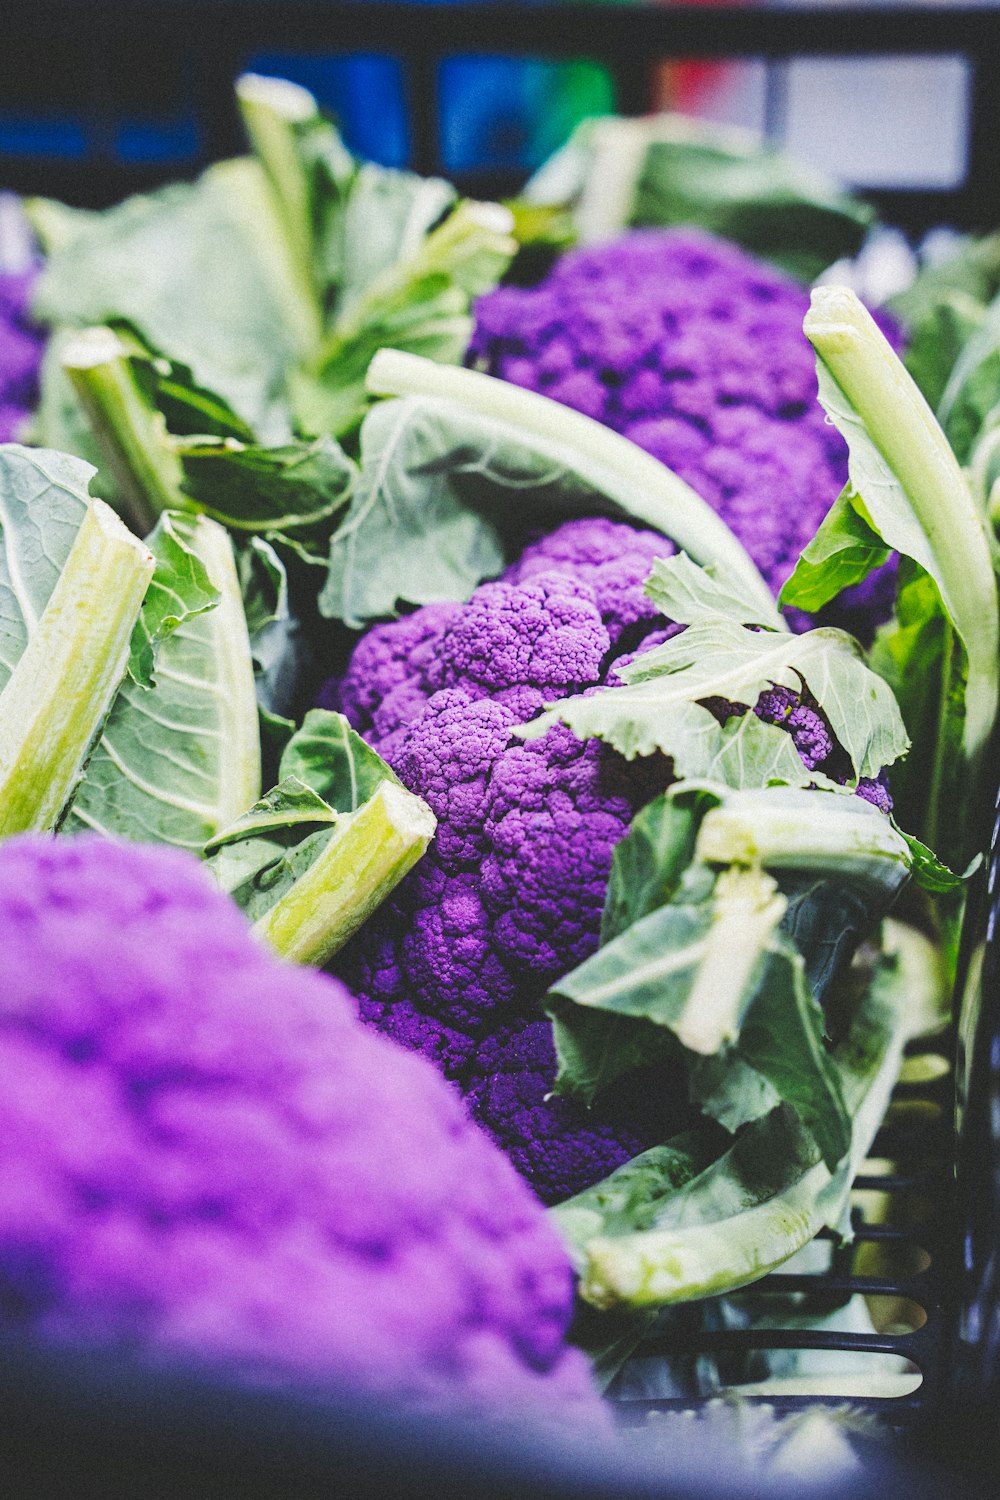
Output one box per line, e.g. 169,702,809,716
0,834,601,1422
323,518,890,1204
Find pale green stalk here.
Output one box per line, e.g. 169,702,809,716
235,72,327,344
189,516,262,824
805,285,999,760
581,1160,831,1308
367,349,783,628
0,500,154,835
674,867,786,1055
62,325,188,534
695,788,913,902
254,781,436,966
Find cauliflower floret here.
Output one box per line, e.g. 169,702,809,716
0,266,44,443
329,517,888,1204
469,227,901,625
0,833,603,1423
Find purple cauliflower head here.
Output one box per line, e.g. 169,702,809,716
322,517,886,1206
469,227,900,626
0,832,603,1424
0,266,44,444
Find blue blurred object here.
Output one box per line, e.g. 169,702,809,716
439,55,613,174
0,117,87,160
114,118,200,166
247,53,411,167
248,50,612,175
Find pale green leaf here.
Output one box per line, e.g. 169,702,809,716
523,620,908,781
174,432,356,532
0,445,92,690
644,552,781,628
64,517,261,851
32,158,313,434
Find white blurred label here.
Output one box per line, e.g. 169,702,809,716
784,55,970,189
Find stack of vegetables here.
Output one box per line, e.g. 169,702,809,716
1,80,998,1418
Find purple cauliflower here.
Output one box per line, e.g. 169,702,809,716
469,227,900,624
710,686,892,809
0,832,603,1424
0,266,44,444
322,517,886,1206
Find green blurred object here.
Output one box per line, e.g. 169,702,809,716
522,114,875,282
440,57,615,175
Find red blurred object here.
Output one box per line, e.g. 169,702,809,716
654,0,753,115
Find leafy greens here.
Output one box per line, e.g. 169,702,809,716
780,285,999,871
521,113,873,282
549,783,932,1308
29,74,517,446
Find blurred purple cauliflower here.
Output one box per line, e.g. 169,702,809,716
469,227,900,622
0,266,44,444
0,832,603,1424
322,517,886,1206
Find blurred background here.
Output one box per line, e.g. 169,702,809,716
2,0,996,235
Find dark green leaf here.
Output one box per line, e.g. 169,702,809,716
888,230,1000,407
939,297,1000,464
601,790,713,944
688,1052,781,1133
205,775,338,851
888,231,1000,330
237,534,288,642
278,708,401,812
779,488,891,614
259,703,296,767
175,433,356,532
127,339,256,442
734,940,850,1171
899,293,985,414
631,135,871,282
547,1000,678,1105
203,775,339,923
236,536,303,719
527,115,871,283
867,563,963,857
894,826,968,893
